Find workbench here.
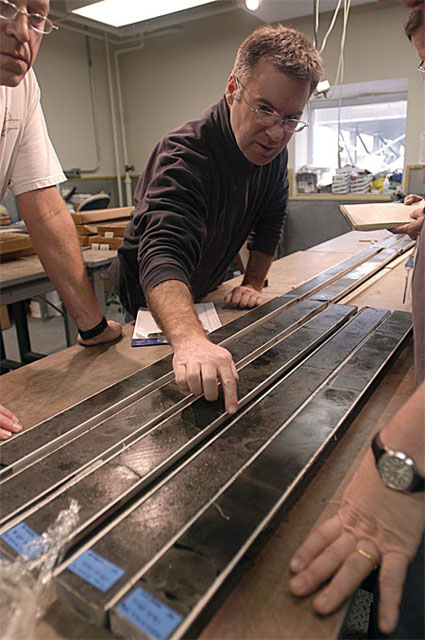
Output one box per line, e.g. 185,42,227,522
0,230,415,640
0,248,116,370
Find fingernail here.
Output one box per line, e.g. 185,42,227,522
315,594,330,613
379,616,391,633
290,576,305,591
228,405,237,414
290,557,304,572
13,422,22,432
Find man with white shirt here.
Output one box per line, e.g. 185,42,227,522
0,0,121,440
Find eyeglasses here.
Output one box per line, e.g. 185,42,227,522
418,60,425,73
0,0,58,34
235,77,309,133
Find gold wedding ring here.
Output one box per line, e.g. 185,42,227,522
356,547,378,570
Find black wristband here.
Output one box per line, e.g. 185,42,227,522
78,316,108,340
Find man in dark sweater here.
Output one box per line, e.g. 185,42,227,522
111,24,322,413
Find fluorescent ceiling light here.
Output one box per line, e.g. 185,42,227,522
73,0,219,27
245,0,260,10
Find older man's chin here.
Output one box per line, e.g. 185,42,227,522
0,56,30,87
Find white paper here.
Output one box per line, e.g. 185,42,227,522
132,302,221,342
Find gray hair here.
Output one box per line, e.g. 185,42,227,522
232,24,323,95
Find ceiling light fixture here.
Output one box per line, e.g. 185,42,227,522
245,0,261,10
72,0,219,28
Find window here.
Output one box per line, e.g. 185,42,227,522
296,78,408,187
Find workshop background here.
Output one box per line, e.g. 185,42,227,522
34,1,424,200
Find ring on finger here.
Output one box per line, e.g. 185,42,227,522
356,547,378,570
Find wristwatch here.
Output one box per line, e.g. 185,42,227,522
372,432,425,493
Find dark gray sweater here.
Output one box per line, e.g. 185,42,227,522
111,95,289,318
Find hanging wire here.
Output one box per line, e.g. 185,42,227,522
314,0,319,48
319,0,343,54
334,0,352,168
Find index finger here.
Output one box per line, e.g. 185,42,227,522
218,364,239,414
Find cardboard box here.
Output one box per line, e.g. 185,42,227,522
296,171,318,194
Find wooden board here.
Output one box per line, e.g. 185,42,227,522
70,206,133,225
74,224,99,236
89,236,123,250
96,221,128,237
339,200,423,230
0,232,34,258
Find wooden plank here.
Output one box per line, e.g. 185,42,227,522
89,236,123,250
0,233,34,257
96,221,128,237
70,207,133,224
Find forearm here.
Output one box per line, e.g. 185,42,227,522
18,187,104,331
146,280,206,348
242,250,273,290
147,280,238,412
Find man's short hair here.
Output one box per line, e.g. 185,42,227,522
232,24,323,94
405,7,424,40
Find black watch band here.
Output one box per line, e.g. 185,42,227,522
78,316,108,340
372,432,425,493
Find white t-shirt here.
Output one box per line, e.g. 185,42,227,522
0,69,65,201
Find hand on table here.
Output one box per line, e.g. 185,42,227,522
224,284,262,309
173,336,239,414
289,450,424,634
78,320,122,346
0,404,22,440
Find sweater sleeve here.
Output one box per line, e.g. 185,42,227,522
248,152,289,256
132,140,210,298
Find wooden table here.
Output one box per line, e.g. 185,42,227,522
0,231,415,640
0,248,117,370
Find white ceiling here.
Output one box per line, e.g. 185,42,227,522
52,0,379,39
240,0,376,23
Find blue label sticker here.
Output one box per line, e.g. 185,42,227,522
1,522,40,557
116,587,182,640
68,550,125,592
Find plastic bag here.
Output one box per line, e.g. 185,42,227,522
0,499,80,639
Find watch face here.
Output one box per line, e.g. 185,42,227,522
378,453,414,491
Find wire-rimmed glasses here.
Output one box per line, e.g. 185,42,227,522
0,0,58,34
235,77,309,133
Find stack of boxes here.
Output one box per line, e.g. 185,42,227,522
332,167,372,194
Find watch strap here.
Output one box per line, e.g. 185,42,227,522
78,316,108,340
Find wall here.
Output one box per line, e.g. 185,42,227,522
117,9,259,174
33,2,424,181
33,26,119,176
